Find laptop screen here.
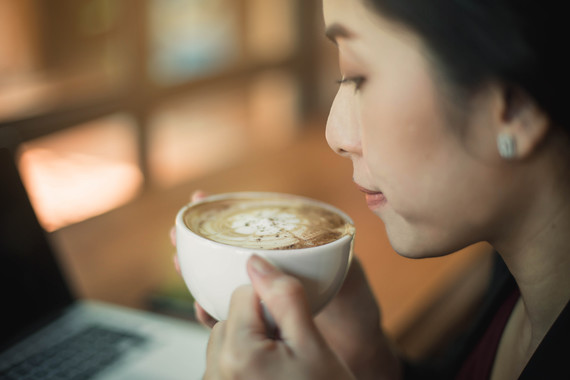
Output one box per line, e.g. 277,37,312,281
0,146,74,351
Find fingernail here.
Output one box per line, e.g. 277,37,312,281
191,190,206,202
249,255,274,277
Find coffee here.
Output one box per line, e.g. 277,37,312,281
183,195,354,250
176,192,356,321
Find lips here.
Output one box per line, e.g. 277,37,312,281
356,184,386,209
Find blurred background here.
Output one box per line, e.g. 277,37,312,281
1,0,492,360
1,0,337,231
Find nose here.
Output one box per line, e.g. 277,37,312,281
326,87,362,158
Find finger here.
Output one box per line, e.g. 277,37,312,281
172,254,180,275
205,320,226,378
194,301,218,328
191,190,208,203
225,285,267,341
246,255,318,347
209,288,270,379
169,226,177,246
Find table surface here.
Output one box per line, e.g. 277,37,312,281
51,125,494,358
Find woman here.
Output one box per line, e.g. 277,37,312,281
186,0,570,378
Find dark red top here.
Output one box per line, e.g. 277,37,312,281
455,287,520,379
403,254,569,379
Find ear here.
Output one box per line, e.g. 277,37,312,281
497,86,550,160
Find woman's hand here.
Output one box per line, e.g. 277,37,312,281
314,258,402,380
204,255,356,380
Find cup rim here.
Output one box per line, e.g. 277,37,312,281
176,191,355,254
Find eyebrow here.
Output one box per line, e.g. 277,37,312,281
325,23,354,44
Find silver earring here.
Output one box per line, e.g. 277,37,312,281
497,133,517,159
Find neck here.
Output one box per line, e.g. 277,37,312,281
492,152,570,350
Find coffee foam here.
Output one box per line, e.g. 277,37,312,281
183,197,354,250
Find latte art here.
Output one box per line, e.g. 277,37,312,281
183,197,354,250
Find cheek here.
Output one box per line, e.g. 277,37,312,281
358,80,504,253
359,76,448,200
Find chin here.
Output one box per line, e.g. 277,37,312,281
386,230,457,260
381,213,469,259
392,247,447,259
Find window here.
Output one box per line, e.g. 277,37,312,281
17,114,141,231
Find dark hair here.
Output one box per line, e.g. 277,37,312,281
364,0,568,132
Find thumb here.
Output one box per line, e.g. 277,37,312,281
246,255,320,347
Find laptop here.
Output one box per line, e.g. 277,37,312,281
0,143,210,380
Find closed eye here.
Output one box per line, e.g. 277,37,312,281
336,76,365,91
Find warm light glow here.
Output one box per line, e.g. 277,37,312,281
17,114,143,231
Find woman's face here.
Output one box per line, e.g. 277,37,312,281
324,0,508,258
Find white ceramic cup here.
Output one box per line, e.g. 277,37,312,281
175,192,355,322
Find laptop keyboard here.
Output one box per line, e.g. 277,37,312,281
0,325,147,380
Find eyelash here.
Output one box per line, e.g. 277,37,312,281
336,76,365,91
